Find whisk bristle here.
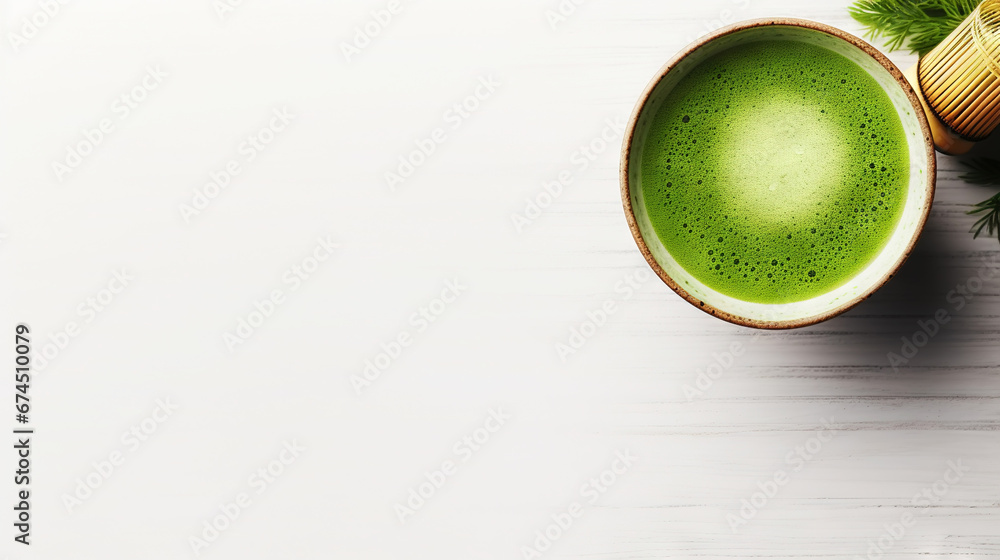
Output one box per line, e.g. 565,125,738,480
918,0,1000,141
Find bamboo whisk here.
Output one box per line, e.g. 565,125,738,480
906,0,1000,154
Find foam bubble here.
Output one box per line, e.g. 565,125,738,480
718,94,849,223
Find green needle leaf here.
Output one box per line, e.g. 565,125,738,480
962,159,1000,242
849,0,980,55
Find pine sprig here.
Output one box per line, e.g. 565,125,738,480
849,0,979,55
962,159,1000,241
968,193,1000,239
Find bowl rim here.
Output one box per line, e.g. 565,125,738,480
619,17,938,330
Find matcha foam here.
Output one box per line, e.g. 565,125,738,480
640,40,910,304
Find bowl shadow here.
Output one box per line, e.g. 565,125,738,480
796,187,970,368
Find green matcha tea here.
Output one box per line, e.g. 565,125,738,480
640,40,910,304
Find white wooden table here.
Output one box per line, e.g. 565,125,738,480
2,0,997,558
